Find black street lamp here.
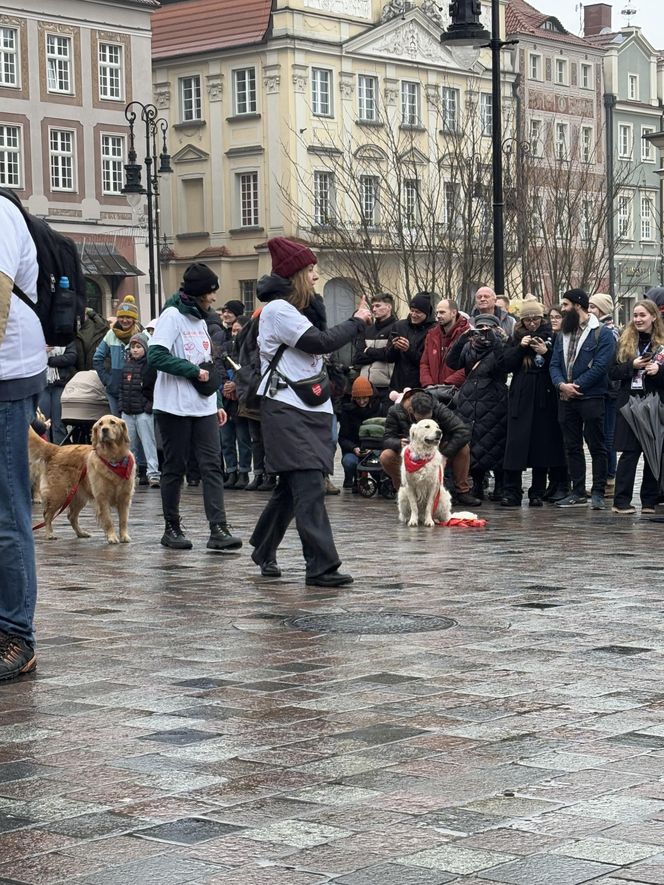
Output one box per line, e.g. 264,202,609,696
122,101,173,320
441,0,514,297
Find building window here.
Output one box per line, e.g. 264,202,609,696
580,199,592,241
49,128,75,191
101,134,125,195
618,123,632,159
0,124,21,187
555,122,568,160
529,53,542,80
98,42,123,101
628,73,639,101
401,81,420,126
532,194,544,238
554,58,568,85
442,181,458,227
403,178,419,225
311,68,332,116
358,74,378,122
313,171,334,225
642,126,655,162
179,75,202,122
238,171,259,227
46,34,72,94
0,27,18,88
359,174,378,226
581,126,593,163
480,93,492,136
580,62,592,89
233,68,257,115
641,194,654,241
441,87,459,132
618,194,632,239
239,279,257,313
529,118,543,157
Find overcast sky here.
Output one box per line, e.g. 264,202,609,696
550,0,664,50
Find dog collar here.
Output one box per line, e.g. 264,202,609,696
98,452,135,480
403,446,434,473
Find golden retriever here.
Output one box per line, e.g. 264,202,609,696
398,419,452,527
29,414,135,544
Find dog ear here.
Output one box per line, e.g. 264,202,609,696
120,420,130,446
91,420,99,447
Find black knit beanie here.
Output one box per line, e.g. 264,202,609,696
181,263,219,298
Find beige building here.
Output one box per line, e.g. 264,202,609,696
0,0,157,321
153,0,516,319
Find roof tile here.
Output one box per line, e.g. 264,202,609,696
506,0,592,47
152,0,272,59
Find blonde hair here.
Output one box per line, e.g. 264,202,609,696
617,299,664,362
287,267,314,311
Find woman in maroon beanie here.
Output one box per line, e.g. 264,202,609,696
249,237,371,587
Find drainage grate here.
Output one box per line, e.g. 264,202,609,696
285,611,456,635
515,602,560,609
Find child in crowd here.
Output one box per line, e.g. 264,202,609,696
338,376,381,488
119,332,160,488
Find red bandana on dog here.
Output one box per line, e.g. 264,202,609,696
403,446,434,473
98,452,135,480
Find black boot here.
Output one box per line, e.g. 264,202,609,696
224,471,238,489
207,523,243,551
257,474,277,492
138,464,149,486
234,472,250,490
161,519,192,550
245,473,263,491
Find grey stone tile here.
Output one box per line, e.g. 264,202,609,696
476,855,617,884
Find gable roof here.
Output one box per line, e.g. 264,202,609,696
152,0,272,60
506,0,590,47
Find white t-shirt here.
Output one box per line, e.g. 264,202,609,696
257,299,332,414
149,305,217,417
0,199,47,381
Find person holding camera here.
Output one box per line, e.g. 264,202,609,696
500,302,566,507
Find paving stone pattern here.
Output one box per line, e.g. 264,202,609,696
1,485,664,882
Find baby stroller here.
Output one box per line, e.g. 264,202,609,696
60,371,110,444
355,418,396,499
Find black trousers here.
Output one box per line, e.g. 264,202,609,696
157,412,227,525
247,418,265,473
249,470,341,579
502,467,548,501
614,448,659,508
558,398,607,496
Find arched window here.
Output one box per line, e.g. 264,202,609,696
85,278,103,314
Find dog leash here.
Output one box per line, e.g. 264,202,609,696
32,465,87,532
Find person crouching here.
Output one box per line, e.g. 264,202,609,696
339,376,381,489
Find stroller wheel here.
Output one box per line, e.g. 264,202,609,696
380,477,397,499
357,475,378,498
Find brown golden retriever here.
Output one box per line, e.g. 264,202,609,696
29,414,135,543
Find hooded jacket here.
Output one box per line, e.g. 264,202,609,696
420,314,471,387
384,306,436,392
76,309,109,371
382,389,470,458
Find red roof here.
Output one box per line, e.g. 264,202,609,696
152,0,272,60
506,0,591,47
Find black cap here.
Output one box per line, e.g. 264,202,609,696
223,300,245,317
564,288,590,311
181,263,219,298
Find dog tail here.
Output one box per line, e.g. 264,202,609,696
28,426,58,463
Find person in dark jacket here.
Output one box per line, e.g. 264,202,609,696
447,313,508,500
589,293,620,492
75,308,109,371
420,298,471,388
380,388,476,505
353,293,398,413
38,341,77,444
384,292,435,392
219,315,252,490
500,302,566,507
249,237,372,587
609,299,664,514
218,299,245,343
119,332,160,488
338,376,381,488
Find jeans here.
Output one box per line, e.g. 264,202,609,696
0,396,39,645
247,418,265,474
221,416,252,473
604,396,617,478
156,411,227,524
38,385,66,444
558,397,607,496
614,448,659,508
342,452,359,483
123,412,160,480
106,391,120,417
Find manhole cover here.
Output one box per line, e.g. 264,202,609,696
285,611,456,635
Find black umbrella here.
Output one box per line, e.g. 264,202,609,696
619,393,664,490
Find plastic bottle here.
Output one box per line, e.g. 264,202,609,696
53,275,76,338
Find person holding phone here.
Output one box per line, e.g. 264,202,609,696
609,299,664,514
384,292,436,393
353,293,398,415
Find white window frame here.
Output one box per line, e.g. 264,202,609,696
313,170,335,225
237,171,259,227
101,133,125,195
46,33,72,94
529,53,542,81
555,121,569,161
400,81,420,127
480,92,492,137
642,126,655,162
628,73,639,101
359,174,379,226
580,62,592,89
403,178,419,226
529,118,543,157
641,193,654,241
0,123,21,188
618,123,633,159
618,193,632,240
0,26,19,88
581,126,593,163
98,42,123,101
357,74,378,122
554,57,568,86
179,75,202,122
311,68,332,117
442,181,459,228
233,67,257,116
49,127,75,191
441,86,459,133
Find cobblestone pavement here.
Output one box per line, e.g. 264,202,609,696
1,482,664,884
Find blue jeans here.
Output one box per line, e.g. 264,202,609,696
123,412,160,480
38,385,66,444
220,416,252,472
0,396,38,645
341,452,359,482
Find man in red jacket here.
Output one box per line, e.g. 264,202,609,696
420,299,470,387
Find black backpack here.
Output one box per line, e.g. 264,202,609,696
0,188,86,345
234,315,285,410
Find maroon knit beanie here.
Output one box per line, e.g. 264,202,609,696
267,237,317,280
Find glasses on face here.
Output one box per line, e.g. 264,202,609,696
522,316,541,323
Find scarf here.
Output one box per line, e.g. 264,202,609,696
46,346,66,384
97,452,135,480
403,445,434,473
113,322,139,343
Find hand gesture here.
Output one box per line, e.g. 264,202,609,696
393,336,410,352
633,355,651,369
520,335,532,348
354,296,372,325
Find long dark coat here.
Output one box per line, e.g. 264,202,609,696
385,315,436,392
502,324,565,470
609,346,664,452
447,334,507,472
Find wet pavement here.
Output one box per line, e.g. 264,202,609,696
1,481,664,884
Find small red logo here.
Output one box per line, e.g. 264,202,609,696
312,384,322,397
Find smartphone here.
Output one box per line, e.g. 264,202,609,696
388,331,398,342
641,351,654,360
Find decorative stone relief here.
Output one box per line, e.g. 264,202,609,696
206,74,223,102
383,77,399,106
37,20,74,35
98,30,122,43
339,71,354,99
419,0,443,26
372,21,442,63
263,65,281,94
0,14,22,26
154,82,171,109
381,0,413,22
292,64,308,93
425,83,440,105
304,0,370,19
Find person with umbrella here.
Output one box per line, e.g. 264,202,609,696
609,299,664,514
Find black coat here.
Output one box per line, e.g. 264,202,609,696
447,333,507,471
119,355,157,415
338,399,382,454
383,401,470,459
502,323,565,470
385,315,436,392
47,341,77,387
609,344,664,452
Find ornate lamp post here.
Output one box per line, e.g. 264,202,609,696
122,101,173,320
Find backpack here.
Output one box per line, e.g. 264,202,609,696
234,316,285,413
0,188,86,345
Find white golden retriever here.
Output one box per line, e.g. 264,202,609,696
398,419,452,527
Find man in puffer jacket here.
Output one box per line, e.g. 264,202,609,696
93,295,141,415
119,332,159,487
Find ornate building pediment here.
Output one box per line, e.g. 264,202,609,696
172,144,210,163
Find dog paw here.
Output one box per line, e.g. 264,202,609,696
423,518,435,527
107,534,120,545
120,534,131,544
407,518,419,527
76,530,91,539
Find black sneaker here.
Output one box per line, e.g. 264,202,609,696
556,493,588,507
0,633,36,682
161,520,193,550
245,474,264,491
305,569,354,588
207,523,243,551
455,492,482,507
